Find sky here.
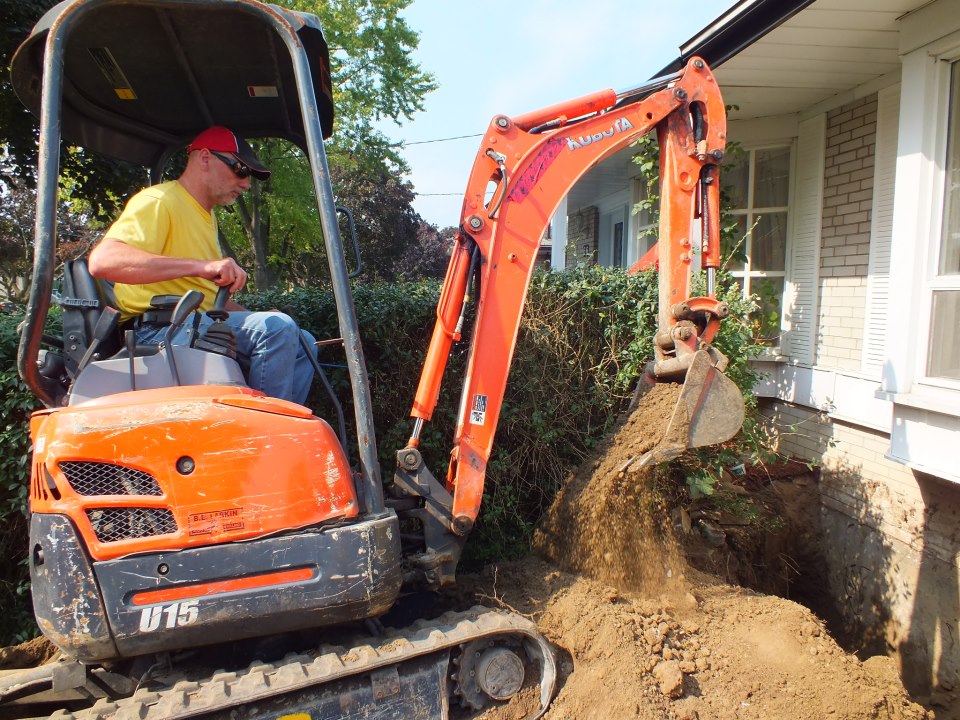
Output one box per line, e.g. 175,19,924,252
380,0,740,228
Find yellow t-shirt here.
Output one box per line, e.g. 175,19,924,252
107,180,221,321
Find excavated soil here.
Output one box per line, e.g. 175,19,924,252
464,384,931,720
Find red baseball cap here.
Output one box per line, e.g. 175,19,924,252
188,126,271,181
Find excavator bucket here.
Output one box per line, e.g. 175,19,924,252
635,349,745,467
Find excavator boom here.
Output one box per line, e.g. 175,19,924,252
394,57,745,578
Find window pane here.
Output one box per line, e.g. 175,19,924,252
940,62,960,276
927,291,960,380
613,222,624,267
750,212,788,271
724,216,747,271
635,178,655,226
724,154,749,208
751,276,784,346
754,147,791,207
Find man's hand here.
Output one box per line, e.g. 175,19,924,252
201,257,247,293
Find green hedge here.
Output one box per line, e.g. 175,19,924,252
0,267,763,644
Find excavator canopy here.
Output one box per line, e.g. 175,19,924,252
11,0,334,172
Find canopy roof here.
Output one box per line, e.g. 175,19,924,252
11,0,335,170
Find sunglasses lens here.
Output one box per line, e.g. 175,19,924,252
212,152,252,178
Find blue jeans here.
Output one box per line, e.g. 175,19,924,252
136,311,316,405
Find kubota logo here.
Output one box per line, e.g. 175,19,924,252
566,117,634,151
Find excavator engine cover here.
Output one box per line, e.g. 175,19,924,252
28,385,402,662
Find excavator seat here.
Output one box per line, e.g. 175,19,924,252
58,259,246,406
60,258,125,377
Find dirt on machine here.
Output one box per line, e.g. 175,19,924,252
3,0,742,717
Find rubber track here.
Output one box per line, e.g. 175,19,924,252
49,607,557,720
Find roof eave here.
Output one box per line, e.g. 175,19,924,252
656,0,815,76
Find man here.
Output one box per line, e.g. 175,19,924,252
88,126,316,405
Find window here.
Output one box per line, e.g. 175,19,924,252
633,176,657,256
927,60,960,381
724,146,791,345
612,221,624,267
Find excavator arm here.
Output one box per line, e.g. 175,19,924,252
390,58,743,588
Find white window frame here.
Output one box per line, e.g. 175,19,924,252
917,53,960,392
881,16,960,416
726,143,794,348
632,176,658,258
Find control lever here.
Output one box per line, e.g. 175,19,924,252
125,329,137,391
193,286,237,359
163,290,204,385
75,307,120,374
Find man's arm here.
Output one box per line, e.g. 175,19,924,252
88,238,247,293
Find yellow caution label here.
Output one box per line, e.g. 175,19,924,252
88,47,137,101
276,715,311,720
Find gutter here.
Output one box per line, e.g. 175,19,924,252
656,0,816,75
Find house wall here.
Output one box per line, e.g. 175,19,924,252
759,67,960,704
763,399,960,707
816,95,876,371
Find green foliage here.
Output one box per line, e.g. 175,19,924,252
1,1,148,215
281,0,436,171
0,310,41,644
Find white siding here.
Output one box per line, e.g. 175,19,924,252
861,84,900,378
784,114,826,364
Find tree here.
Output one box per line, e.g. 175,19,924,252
395,223,454,281
224,0,436,288
327,163,420,282
0,0,55,191
0,176,102,303
283,0,435,172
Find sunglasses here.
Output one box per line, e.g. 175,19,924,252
210,151,252,179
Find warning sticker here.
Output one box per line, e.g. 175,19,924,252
469,394,488,426
88,47,137,100
247,85,279,98
188,507,244,536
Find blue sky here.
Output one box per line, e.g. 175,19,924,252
380,0,740,228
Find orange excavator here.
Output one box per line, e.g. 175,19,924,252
5,0,742,717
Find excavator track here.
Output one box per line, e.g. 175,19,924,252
46,607,556,720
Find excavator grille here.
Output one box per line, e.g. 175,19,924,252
86,508,177,543
59,461,162,496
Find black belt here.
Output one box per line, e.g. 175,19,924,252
136,308,173,327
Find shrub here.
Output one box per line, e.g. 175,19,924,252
0,310,42,644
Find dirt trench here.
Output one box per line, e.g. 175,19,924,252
463,384,931,720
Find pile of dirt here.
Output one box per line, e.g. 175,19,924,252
466,384,931,719
0,636,57,671
533,383,688,594
469,559,927,720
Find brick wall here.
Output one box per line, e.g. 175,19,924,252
763,399,960,703
816,94,877,370
565,206,599,267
